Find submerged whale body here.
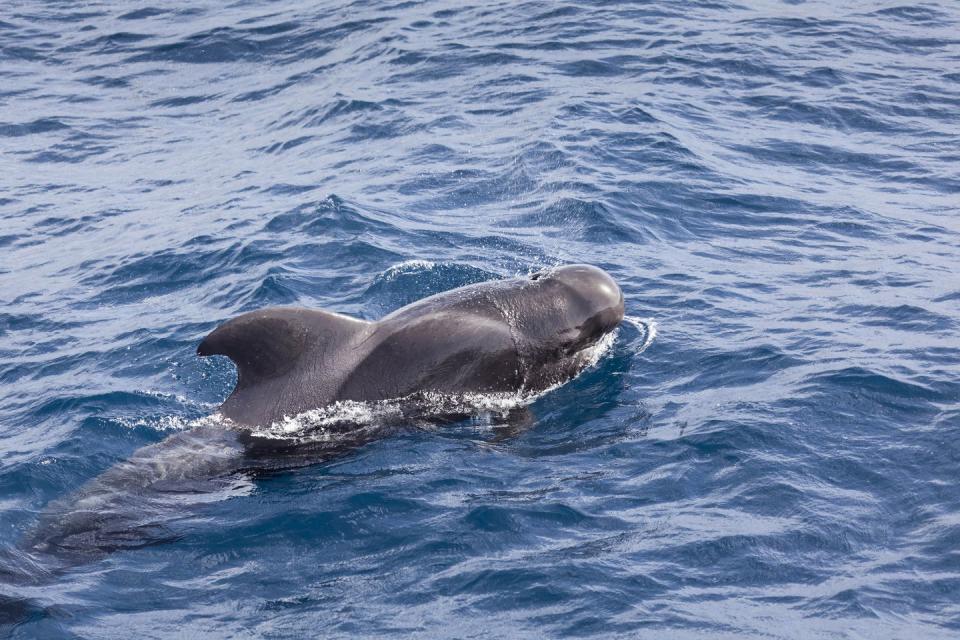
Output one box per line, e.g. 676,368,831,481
199,264,625,426
9,265,623,576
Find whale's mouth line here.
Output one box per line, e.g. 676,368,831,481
565,321,617,356
571,325,619,366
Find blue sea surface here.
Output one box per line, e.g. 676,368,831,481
2,0,959,637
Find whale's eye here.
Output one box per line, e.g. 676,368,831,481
530,271,544,281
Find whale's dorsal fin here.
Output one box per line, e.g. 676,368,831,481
197,307,368,390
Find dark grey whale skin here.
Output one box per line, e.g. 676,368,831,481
7,265,623,584
199,264,625,426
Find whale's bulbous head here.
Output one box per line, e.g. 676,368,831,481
514,264,625,359
545,264,624,332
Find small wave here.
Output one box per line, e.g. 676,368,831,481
364,261,498,315
624,315,657,354
378,259,437,279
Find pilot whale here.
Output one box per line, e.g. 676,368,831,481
199,264,625,426
9,265,623,576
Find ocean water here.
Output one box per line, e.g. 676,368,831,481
1,0,959,637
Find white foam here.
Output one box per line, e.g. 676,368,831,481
116,412,231,433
